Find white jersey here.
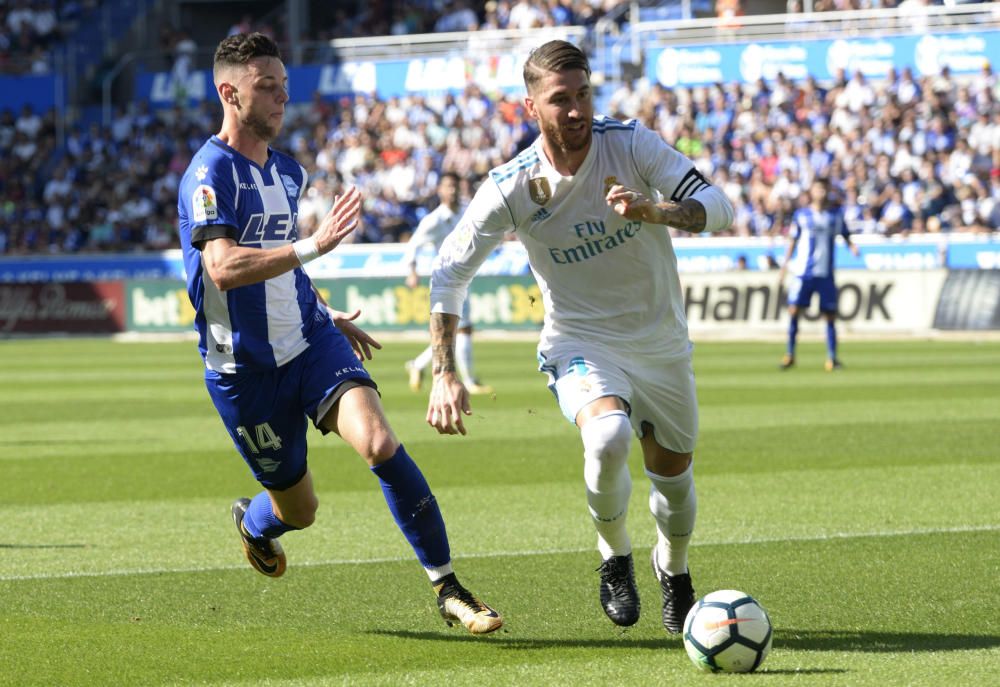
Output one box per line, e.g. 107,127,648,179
403,201,466,266
431,116,729,357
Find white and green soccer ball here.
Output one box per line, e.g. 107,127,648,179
682,589,773,673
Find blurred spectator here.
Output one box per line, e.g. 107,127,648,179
435,0,480,32
228,14,253,37
716,0,744,31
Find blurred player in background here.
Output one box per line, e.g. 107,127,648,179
177,32,501,634
403,171,492,395
425,40,734,634
779,177,860,371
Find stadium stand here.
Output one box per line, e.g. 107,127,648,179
0,1,997,256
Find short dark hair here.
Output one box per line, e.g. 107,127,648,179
439,171,461,185
213,32,281,79
523,40,590,94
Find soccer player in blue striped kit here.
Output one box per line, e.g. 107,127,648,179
177,32,501,634
778,177,860,371
426,41,734,634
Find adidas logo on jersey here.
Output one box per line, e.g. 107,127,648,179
530,207,551,222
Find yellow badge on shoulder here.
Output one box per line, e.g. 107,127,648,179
193,185,218,222
529,177,551,206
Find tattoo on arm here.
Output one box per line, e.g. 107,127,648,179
430,312,458,375
656,199,707,233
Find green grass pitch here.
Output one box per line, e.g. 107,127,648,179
1,335,998,686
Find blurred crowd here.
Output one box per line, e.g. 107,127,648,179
2,59,999,256
608,62,1000,237
0,0,66,75
0,99,217,254
0,0,629,78
324,0,628,40
1,0,999,254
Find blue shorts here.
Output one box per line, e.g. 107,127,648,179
205,325,376,490
788,275,838,313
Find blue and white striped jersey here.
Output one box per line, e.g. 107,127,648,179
788,206,850,279
178,136,328,373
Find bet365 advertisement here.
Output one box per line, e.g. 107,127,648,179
117,269,968,336
121,276,544,334
5,268,993,335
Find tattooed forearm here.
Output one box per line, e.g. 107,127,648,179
655,198,707,233
430,312,459,375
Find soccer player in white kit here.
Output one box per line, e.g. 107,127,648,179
403,171,492,394
425,40,734,633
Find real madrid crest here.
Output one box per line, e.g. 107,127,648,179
604,176,618,196
529,176,552,206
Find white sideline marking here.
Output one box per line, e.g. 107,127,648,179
1,523,997,582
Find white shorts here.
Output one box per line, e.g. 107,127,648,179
537,340,698,453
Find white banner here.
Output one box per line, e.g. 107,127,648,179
682,269,947,336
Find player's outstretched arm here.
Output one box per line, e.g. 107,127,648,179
427,311,471,435
606,184,708,233
202,186,362,291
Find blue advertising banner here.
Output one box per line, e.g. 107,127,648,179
136,53,532,107
645,30,1000,88
2,236,992,282
0,74,61,112
946,240,1000,270
0,254,185,283
137,28,1000,108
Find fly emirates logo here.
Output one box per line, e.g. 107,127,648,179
549,220,642,265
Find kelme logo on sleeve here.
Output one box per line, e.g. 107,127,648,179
193,185,218,222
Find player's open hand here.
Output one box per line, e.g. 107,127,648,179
427,372,471,435
329,307,381,360
314,185,362,255
606,184,654,222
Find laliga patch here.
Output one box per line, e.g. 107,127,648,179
193,184,218,221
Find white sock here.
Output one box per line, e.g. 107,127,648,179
426,561,454,583
412,345,433,371
581,410,634,559
456,332,474,384
647,462,697,576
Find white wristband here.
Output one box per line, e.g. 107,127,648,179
292,237,320,265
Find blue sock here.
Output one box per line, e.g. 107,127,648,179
371,445,450,568
826,320,837,360
787,317,799,357
243,491,297,539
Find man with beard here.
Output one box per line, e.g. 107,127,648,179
177,33,501,635
425,40,734,634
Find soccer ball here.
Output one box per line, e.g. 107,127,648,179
682,589,772,673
